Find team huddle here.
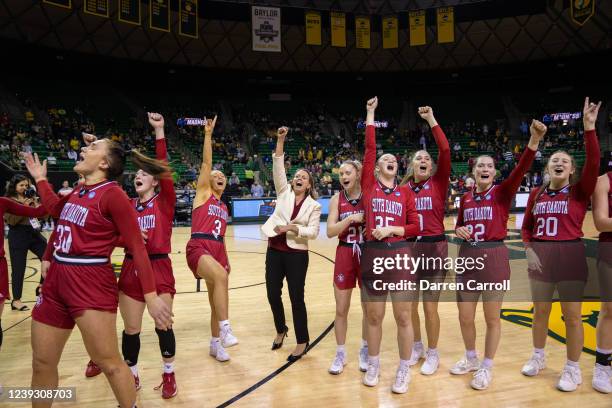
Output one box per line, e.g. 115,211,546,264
0,97,609,407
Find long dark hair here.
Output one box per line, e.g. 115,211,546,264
292,168,318,199
5,174,30,198
104,139,126,180
131,149,171,179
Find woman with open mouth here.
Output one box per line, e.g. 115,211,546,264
520,97,601,392
82,113,179,399
400,105,450,376
359,97,420,394
23,133,172,408
325,159,368,375
186,116,239,363
452,117,547,390
261,126,321,362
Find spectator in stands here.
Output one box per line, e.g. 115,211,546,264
69,136,80,151
185,164,197,181
229,172,240,186
58,180,72,197
419,134,427,150
520,120,529,137
453,142,461,153
532,171,542,187
503,148,513,162
251,181,264,198
67,148,78,161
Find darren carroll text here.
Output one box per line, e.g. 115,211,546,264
371,280,511,291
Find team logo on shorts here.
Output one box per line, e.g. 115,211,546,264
35,294,43,307
336,273,345,283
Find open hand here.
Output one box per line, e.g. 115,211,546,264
582,96,602,131
23,152,47,182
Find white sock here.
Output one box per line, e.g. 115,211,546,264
129,365,138,376
399,359,410,369
414,340,423,349
361,339,368,348
368,355,380,366
163,361,174,374
533,347,545,357
427,347,438,355
211,337,220,344
466,349,477,359
596,347,612,354
566,359,579,368
336,345,346,354
219,320,230,329
482,358,494,369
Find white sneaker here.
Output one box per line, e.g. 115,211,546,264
210,340,230,362
362,362,380,387
420,349,439,375
470,367,492,390
557,365,582,392
328,352,347,375
358,346,368,372
591,364,612,394
521,354,546,377
450,356,480,375
391,364,411,394
221,325,238,348
408,343,425,366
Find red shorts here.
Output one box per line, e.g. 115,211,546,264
334,243,361,290
0,257,9,301
32,261,118,330
118,255,176,302
456,242,510,292
410,239,448,280
528,240,587,282
186,238,230,277
360,241,418,300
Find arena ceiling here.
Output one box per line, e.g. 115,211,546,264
0,0,610,72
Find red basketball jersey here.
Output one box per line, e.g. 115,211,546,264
364,182,417,243
601,172,612,242
456,185,511,242
191,195,228,238
53,181,124,257
337,191,364,244
408,178,446,236
132,194,173,254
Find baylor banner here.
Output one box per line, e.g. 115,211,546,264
84,0,109,18
150,0,170,32
571,0,595,26
330,12,346,47
179,0,198,38
252,6,281,52
43,0,71,8
409,10,426,46
305,11,321,46
437,7,454,43
382,15,398,49
355,16,370,49
119,0,140,25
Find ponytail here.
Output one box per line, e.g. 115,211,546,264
131,149,171,179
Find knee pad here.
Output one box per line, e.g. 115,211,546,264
121,331,141,366
155,328,176,359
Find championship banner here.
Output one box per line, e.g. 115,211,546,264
43,0,71,9
150,0,170,32
84,0,109,18
437,7,454,43
409,9,426,46
305,11,322,46
382,15,398,49
179,0,198,39
252,6,281,53
330,11,346,47
571,0,595,26
119,0,140,25
355,16,370,49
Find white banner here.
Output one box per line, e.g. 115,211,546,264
252,6,281,52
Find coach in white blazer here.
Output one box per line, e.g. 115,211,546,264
262,126,321,362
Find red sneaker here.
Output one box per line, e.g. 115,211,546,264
134,374,141,391
155,372,178,399
85,360,102,378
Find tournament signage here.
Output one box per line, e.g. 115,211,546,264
330,12,346,47
43,0,71,8
305,11,322,46
252,6,281,52
84,0,109,18
119,0,140,25
571,0,595,26
437,7,454,43
179,0,198,38
409,10,426,46
382,15,398,49
543,112,582,122
355,16,370,49
150,0,170,32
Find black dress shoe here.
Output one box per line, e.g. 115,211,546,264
11,301,29,311
271,329,289,350
287,342,309,362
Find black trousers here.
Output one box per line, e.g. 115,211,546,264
8,225,47,300
265,248,309,344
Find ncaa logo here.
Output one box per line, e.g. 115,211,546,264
148,202,154,208
395,192,400,196
88,191,96,199
424,184,430,190
485,194,491,200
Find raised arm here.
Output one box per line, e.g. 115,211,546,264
575,97,602,200
193,116,217,209
272,127,289,194
361,97,378,191
149,112,176,215
593,174,612,233
24,152,71,217
0,196,47,218
420,107,451,195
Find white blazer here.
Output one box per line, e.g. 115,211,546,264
261,153,321,250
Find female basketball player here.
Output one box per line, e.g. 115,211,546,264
400,106,450,376
326,160,368,375
185,116,238,363
24,141,172,408
592,168,612,394
83,113,178,399
452,118,547,391
360,97,420,394
520,98,601,392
